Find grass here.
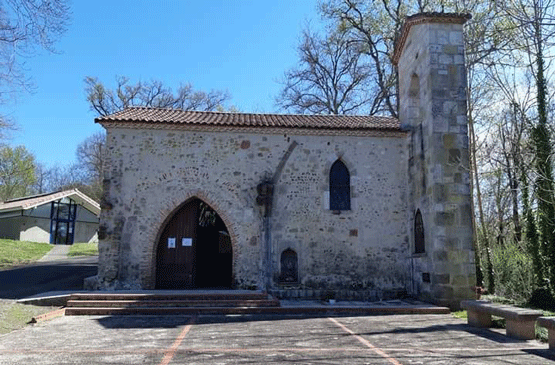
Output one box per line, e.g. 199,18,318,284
0,239,52,269
68,242,98,257
0,299,58,335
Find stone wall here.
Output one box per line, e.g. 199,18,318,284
97,126,410,293
397,17,475,308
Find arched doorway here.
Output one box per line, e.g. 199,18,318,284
156,198,233,289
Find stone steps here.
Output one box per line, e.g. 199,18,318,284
69,292,271,301
67,299,280,308
64,291,281,315
62,291,451,316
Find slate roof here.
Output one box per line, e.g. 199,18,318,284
0,189,101,216
96,107,401,131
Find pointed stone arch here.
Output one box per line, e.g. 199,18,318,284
142,190,240,289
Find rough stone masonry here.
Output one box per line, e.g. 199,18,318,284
94,13,475,309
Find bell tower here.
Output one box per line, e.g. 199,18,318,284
394,13,475,308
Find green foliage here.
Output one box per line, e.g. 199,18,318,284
521,171,543,285
0,239,52,269
481,239,535,304
67,242,98,257
532,38,555,292
0,145,37,201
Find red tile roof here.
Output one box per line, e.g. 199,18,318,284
96,107,401,131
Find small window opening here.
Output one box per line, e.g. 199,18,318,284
415,209,425,254
330,160,351,211
279,249,298,284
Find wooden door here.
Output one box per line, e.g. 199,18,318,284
156,199,199,289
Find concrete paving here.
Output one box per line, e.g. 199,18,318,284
0,313,553,364
37,244,70,262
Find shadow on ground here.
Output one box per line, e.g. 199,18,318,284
0,258,97,299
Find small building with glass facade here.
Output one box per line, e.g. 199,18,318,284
0,189,100,245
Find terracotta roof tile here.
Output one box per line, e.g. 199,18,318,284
95,107,401,131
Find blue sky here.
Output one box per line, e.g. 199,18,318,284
5,1,320,168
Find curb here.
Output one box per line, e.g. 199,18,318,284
29,308,66,323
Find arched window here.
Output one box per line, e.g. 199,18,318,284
279,249,298,283
330,160,350,210
414,209,425,254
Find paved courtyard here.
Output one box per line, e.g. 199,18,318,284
0,313,553,364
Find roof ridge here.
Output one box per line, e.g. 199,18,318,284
96,107,401,132
117,106,398,119
3,190,63,204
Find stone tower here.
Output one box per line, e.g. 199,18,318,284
394,13,475,308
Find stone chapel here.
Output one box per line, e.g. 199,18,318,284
93,13,475,308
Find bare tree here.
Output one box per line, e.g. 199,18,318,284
32,162,49,194
319,0,402,117
0,0,69,94
74,131,105,200
84,76,231,117
45,164,83,188
0,0,69,137
500,0,555,290
277,26,374,115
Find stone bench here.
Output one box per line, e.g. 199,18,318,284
460,300,543,340
537,317,555,350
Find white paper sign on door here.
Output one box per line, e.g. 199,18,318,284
167,237,176,248
182,238,192,247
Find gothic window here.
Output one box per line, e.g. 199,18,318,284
415,209,425,254
279,249,298,283
330,160,351,210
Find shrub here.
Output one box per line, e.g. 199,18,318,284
486,239,534,304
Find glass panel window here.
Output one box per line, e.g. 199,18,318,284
58,203,70,220
50,199,77,245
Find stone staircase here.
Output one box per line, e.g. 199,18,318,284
64,291,280,316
